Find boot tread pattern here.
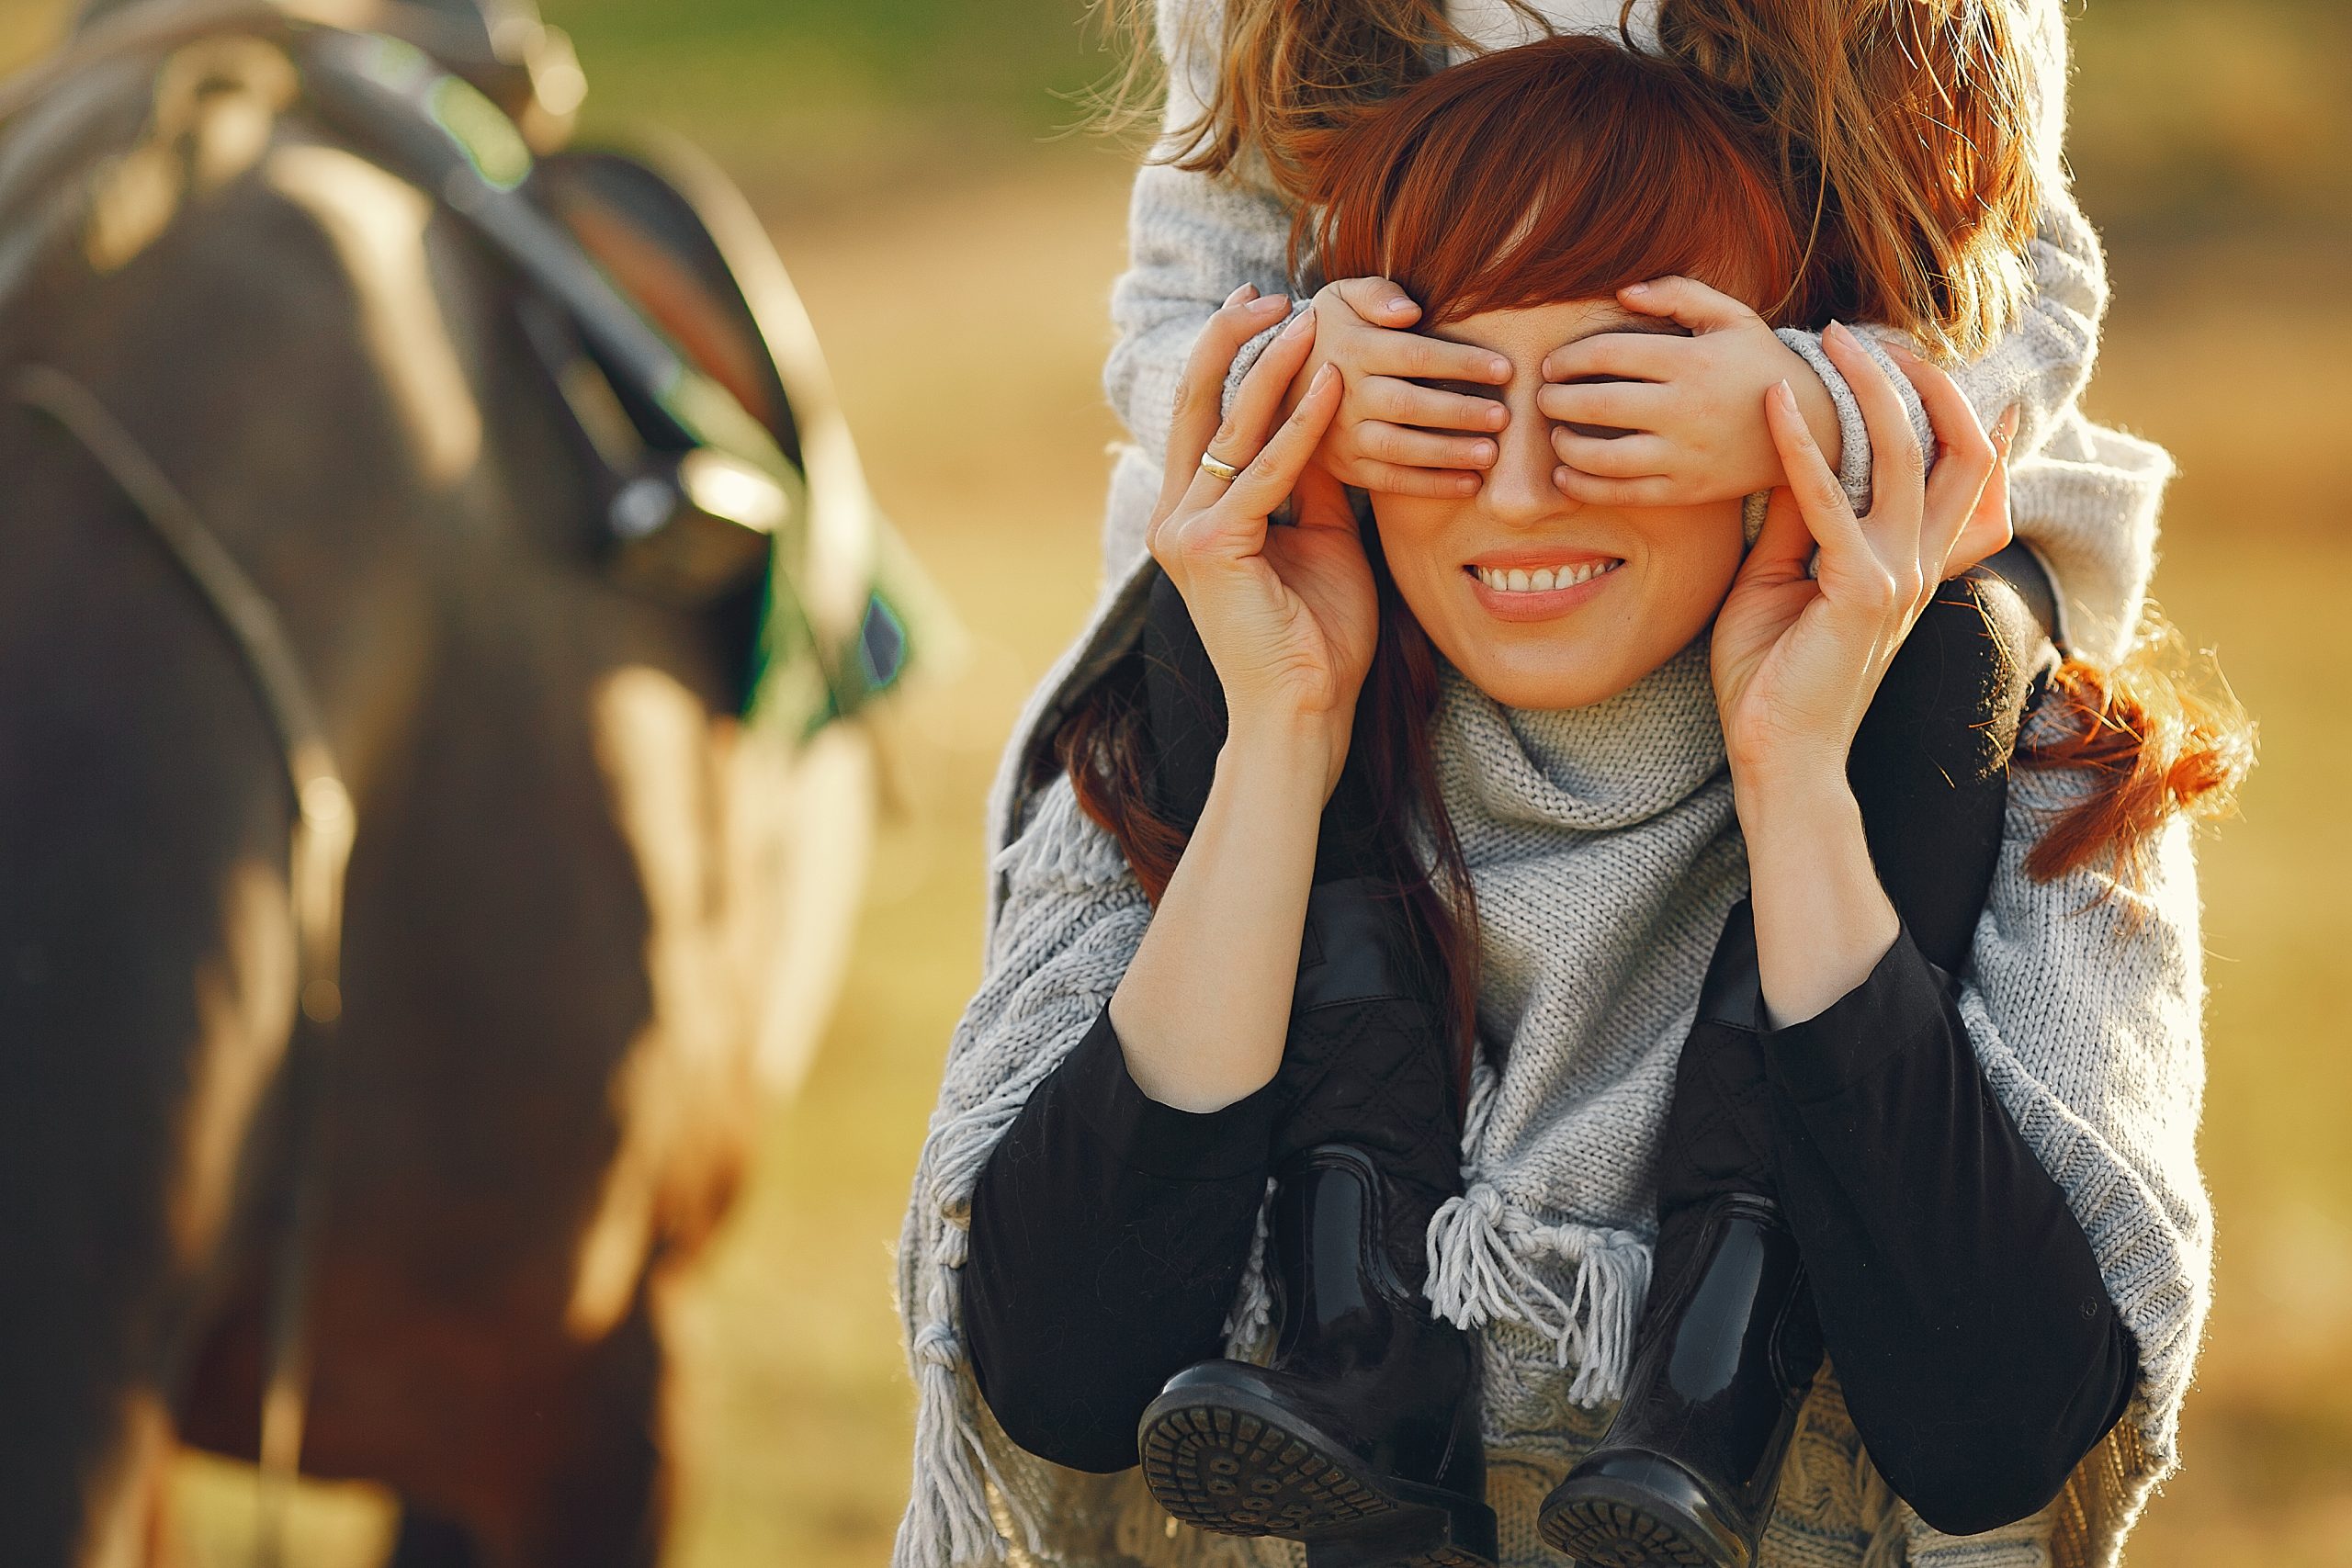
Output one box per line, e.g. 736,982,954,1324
1139,1404,1487,1568
1538,1495,1717,1568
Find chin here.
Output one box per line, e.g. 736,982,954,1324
1387,547,1730,712
1454,652,1633,712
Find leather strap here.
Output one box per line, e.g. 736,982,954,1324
14,366,350,1567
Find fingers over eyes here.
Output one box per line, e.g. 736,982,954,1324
1550,468,1679,508
1536,378,1669,432
1329,276,1419,324
1549,429,1671,479
1613,275,1754,332
1360,331,1510,383
1357,375,1506,433
1359,461,1485,499
1353,421,1496,472
1544,332,1677,383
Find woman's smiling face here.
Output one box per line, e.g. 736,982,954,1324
1371,299,1747,710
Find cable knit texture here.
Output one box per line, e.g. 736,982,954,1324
1097,0,2161,665
895,551,2210,1568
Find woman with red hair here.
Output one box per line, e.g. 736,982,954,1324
895,39,2241,1568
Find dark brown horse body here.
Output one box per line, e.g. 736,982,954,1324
0,6,869,1562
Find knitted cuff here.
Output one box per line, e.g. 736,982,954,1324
1776,326,1936,517
1219,300,1301,417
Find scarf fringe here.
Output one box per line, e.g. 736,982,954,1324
895,1217,1006,1568
1220,1179,1278,1360
1423,1180,1651,1404
897,1096,1053,1568
895,774,1137,1568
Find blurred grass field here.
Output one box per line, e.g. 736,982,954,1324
6,0,2351,1562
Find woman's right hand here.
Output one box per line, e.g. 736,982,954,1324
1150,290,1379,795
1289,277,1513,499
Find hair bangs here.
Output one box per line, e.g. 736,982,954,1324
1303,36,1815,328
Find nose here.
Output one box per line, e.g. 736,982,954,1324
1476,387,1577,529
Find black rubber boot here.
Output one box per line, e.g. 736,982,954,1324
1140,1143,1495,1568
1535,910,1819,1568
1539,559,2056,1568
1133,570,1498,1568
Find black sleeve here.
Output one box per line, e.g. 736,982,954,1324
1762,927,2139,1536
961,1006,1278,1472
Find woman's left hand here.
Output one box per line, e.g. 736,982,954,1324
1711,323,2015,796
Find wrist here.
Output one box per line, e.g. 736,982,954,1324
1739,776,1901,1028
1733,762,1860,845
1726,733,1851,813
1220,706,1349,806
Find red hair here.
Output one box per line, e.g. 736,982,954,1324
1298,35,1818,327
1295,36,2253,895
2021,644,2252,890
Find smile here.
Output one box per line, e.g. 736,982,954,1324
1467,559,1622,593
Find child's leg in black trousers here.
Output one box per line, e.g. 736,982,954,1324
1135,570,1498,1568
1541,562,2055,1568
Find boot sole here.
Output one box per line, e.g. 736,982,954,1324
1537,1464,1742,1568
1138,1387,1498,1568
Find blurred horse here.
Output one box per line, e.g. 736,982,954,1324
0,2,882,1562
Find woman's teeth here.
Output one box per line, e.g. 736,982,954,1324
1473,560,1622,593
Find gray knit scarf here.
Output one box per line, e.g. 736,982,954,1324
894,560,2211,1568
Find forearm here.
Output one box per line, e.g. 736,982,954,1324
1952,195,2107,463
1962,0,2107,461
964,1008,1276,1472
1737,770,1899,1028
1110,716,1332,1111
1106,163,1295,462
1105,0,1299,464
1762,931,2136,1531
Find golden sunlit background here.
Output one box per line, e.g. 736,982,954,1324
2,0,2346,1562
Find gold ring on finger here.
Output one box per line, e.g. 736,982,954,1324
1198,450,1244,482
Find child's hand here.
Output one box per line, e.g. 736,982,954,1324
1537,276,1845,507
1286,277,1512,499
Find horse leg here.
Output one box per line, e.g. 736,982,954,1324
139,1428,190,1568
531,1284,670,1568
458,1281,670,1568
388,1507,484,1568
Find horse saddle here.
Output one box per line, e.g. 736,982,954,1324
296,26,926,733
1,3,928,735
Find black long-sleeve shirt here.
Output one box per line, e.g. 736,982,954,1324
961,925,2137,1533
